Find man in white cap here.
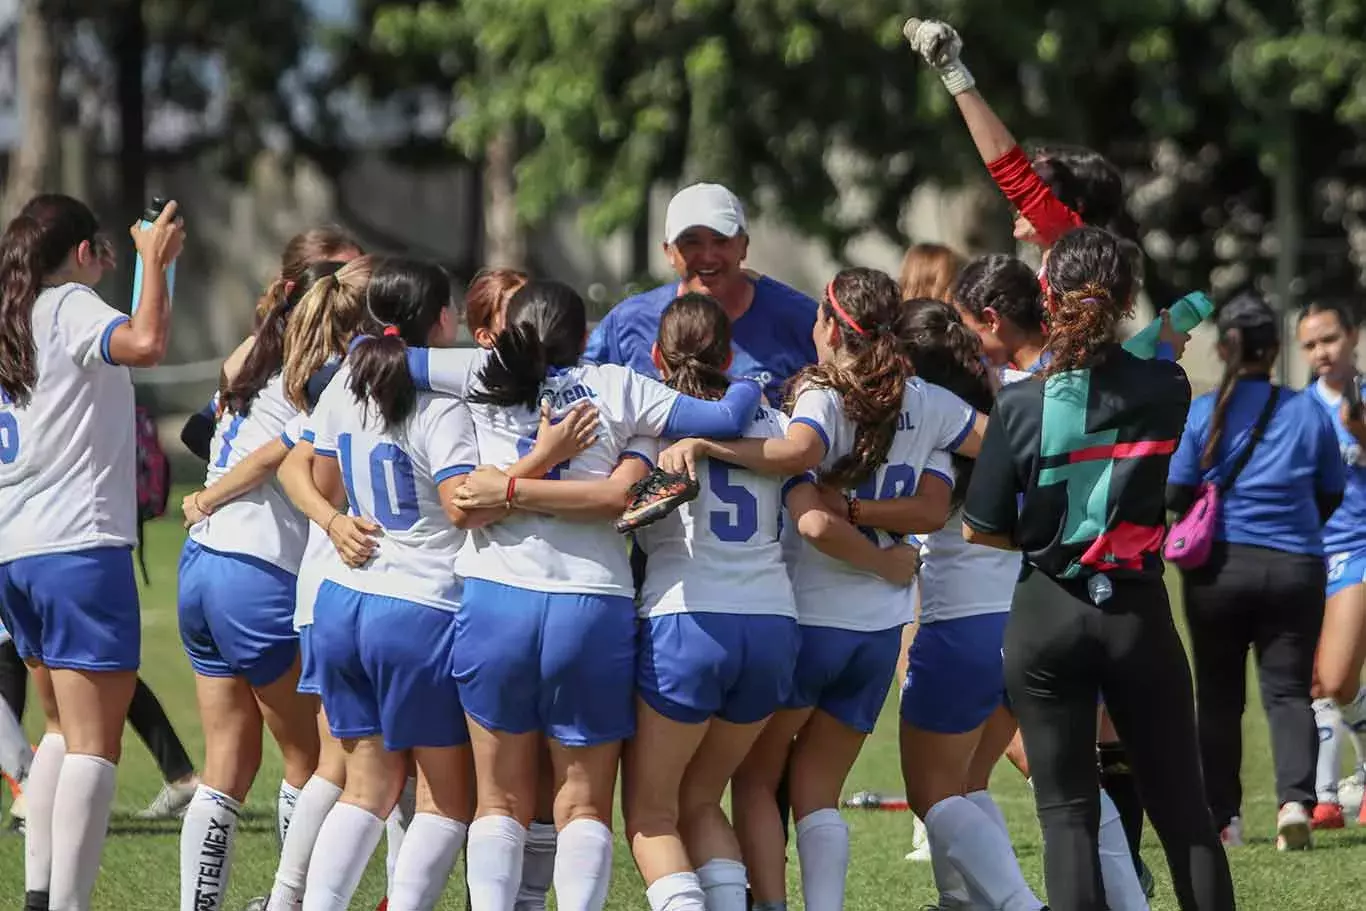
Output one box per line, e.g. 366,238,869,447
584,182,817,406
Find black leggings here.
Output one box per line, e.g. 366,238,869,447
1004,565,1234,911
1183,542,1325,826
0,641,193,784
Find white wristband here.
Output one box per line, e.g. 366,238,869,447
938,61,976,96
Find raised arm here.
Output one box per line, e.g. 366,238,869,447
106,201,185,367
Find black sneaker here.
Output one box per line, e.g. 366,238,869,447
24,891,49,911
615,468,700,533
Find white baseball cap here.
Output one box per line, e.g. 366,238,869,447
664,183,748,245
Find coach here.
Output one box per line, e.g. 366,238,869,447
584,182,817,405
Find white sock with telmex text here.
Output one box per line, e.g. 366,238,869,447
23,732,64,895
269,775,343,911
1315,699,1344,803
514,821,557,911
696,858,749,911
302,802,386,911
795,809,850,911
1098,789,1150,911
278,780,302,845
552,818,613,911
178,785,241,911
387,813,467,911
466,815,526,911
48,753,118,911
926,796,1043,911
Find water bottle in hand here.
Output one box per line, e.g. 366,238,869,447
131,197,178,314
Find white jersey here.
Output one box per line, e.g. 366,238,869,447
312,365,478,612
784,378,973,632
279,411,340,630
0,284,136,562
455,362,682,597
632,404,798,619
189,375,308,573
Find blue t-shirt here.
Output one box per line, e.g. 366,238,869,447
1308,377,1366,557
584,276,818,407
1168,377,1345,556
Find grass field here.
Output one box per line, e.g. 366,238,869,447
4,495,1366,910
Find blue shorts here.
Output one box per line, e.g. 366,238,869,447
0,546,140,671
784,624,902,734
901,612,1008,734
1327,549,1366,599
178,540,299,687
452,578,635,747
638,612,799,725
312,581,467,751
297,625,319,695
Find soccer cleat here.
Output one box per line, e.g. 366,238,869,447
1276,802,1312,851
1311,801,1345,830
376,900,388,911
905,814,931,861
614,468,700,533
23,890,49,911
137,776,200,819
1219,816,1243,847
242,899,268,911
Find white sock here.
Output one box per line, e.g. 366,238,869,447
1348,720,1366,772
645,871,707,911
302,802,386,911
23,732,64,893
278,780,302,845
388,813,467,911
696,858,748,911
0,697,31,782
964,790,1010,837
1315,699,1343,802
178,785,242,911
514,821,557,911
269,775,343,911
385,777,417,896
48,753,118,911
794,809,850,911
466,815,527,911
552,817,614,911
1340,686,1366,729
927,824,974,908
1098,789,1150,911
926,796,1043,911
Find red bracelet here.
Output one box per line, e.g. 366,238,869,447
846,494,861,525
506,476,517,506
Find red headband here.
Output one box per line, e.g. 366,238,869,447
825,281,866,336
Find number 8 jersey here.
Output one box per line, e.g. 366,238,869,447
785,377,974,632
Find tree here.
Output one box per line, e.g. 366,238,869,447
1,0,58,221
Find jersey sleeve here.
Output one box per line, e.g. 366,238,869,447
985,146,1084,248
621,434,659,470
582,310,616,365
619,367,680,435
404,347,484,396
1166,398,1206,487
923,383,977,452
281,412,312,449
962,400,1020,537
417,396,480,484
310,385,343,458
1313,399,1348,494
55,286,130,368
921,448,955,492
788,386,842,459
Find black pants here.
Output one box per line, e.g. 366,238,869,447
1005,565,1234,911
0,640,193,784
1182,542,1325,827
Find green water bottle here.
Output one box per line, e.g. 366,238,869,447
1122,291,1214,359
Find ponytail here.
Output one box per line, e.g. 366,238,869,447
658,292,732,402
282,255,376,410
471,324,550,410
0,216,46,406
347,331,417,429
469,279,587,411
1201,327,1242,472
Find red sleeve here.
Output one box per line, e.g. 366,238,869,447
986,146,1083,247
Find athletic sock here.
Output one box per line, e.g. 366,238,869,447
0,697,31,782
1314,699,1344,803
1098,741,1145,874
514,820,557,911
48,753,118,911
302,802,386,911
794,809,849,911
178,785,242,911
466,815,527,911
964,790,1010,838
696,858,748,911
387,813,467,911
24,733,64,894
925,796,1043,911
927,824,974,908
552,817,613,911
278,780,302,845
385,777,417,896
1098,789,1150,911
645,872,707,911
270,774,343,911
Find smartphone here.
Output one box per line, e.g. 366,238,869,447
1346,373,1363,421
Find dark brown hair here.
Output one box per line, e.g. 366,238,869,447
348,257,456,429
791,267,909,489
466,268,528,337
657,293,732,401
0,195,101,405
951,254,1045,335
471,281,587,411
898,243,963,303
254,226,362,326
1041,227,1137,376
1202,291,1280,471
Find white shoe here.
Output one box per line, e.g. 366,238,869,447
136,776,199,819
1219,816,1243,847
905,814,932,861
1276,802,1312,851
1339,770,1366,819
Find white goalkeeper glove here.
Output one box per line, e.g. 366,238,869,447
903,17,976,96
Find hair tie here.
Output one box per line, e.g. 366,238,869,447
383,325,400,337
825,281,866,336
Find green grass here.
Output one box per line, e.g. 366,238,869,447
4,495,1366,909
